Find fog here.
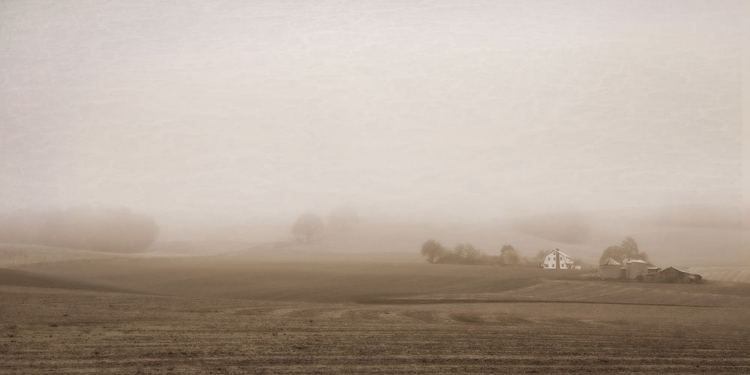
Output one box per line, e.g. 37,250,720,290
0,1,747,258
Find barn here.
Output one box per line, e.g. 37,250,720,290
640,267,702,284
599,258,622,279
541,249,575,270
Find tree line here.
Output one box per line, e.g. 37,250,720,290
418,235,650,267
420,240,524,266
0,207,159,253
599,237,650,265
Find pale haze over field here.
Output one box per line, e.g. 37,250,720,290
0,1,745,228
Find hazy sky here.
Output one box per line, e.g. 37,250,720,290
0,0,744,221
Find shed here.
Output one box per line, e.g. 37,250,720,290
626,260,649,280
599,258,622,279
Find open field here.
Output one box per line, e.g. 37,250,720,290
0,244,200,269
0,244,126,269
2,285,750,374
2,251,750,373
685,267,750,284
386,278,750,308
15,253,580,302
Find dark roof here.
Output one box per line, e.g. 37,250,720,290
656,267,701,277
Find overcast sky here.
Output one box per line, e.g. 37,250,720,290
0,0,744,222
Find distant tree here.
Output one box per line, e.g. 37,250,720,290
453,243,481,264
525,250,550,267
620,237,639,256
499,244,521,266
599,237,649,265
291,213,325,243
420,239,446,263
599,245,623,264
326,206,360,232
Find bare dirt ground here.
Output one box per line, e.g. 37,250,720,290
2,253,750,374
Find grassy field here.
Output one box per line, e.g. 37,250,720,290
15,253,582,302
685,267,750,284
2,250,750,373
0,244,125,268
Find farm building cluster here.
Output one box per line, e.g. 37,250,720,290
598,258,702,283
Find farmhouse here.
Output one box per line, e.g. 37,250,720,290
640,267,702,284
541,248,574,270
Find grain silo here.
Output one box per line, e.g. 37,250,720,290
626,259,649,280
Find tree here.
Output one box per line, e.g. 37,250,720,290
453,243,481,264
326,206,359,232
532,250,548,262
620,237,639,256
599,237,649,265
420,239,446,263
499,244,521,266
291,213,325,243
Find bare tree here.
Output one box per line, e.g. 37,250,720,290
599,237,649,264
291,213,325,243
500,244,521,266
454,243,481,264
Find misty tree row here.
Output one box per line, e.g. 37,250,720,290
420,237,650,267
0,207,159,253
420,240,523,266
290,207,359,243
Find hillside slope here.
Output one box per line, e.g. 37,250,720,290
0,268,134,293
0,244,124,268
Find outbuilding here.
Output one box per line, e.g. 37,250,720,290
599,258,622,279
626,259,649,280
640,267,702,284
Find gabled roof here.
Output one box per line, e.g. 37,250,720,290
601,258,621,266
546,248,572,259
540,249,575,265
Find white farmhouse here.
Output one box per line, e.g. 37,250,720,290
541,248,575,270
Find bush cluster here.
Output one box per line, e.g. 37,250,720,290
420,240,522,266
